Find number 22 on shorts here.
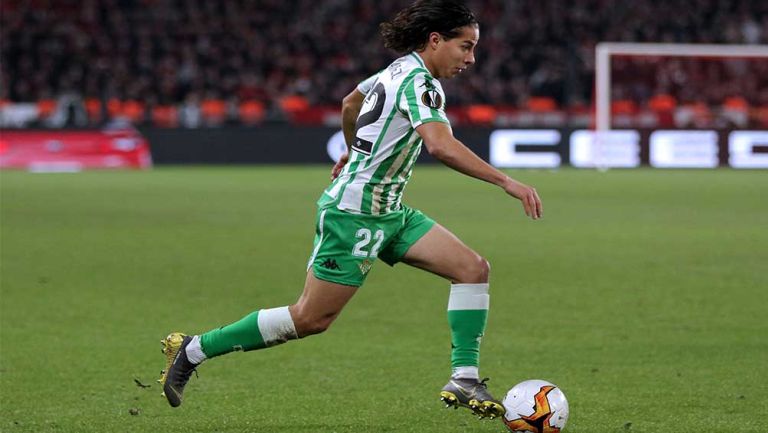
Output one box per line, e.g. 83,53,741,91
352,228,384,258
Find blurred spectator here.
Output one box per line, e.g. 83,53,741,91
1,0,766,126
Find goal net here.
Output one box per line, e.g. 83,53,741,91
585,43,768,168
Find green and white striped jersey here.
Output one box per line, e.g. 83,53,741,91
320,52,450,215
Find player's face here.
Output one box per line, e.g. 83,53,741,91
434,25,479,79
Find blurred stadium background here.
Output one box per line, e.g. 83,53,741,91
0,0,767,169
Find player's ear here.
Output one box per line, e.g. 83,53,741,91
428,32,441,50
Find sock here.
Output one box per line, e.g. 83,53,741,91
199,306,298,358
447,283,489,377
185,335,207,365
452,366,479,380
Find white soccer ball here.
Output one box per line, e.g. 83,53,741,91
502,379,569,432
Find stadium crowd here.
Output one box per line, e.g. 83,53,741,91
1,0,767,127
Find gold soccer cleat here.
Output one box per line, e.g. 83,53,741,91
440,377,505,419
158,332,197,407
158,332,186,388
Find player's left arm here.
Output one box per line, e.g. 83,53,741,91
416,122,543,220
332,88,366,179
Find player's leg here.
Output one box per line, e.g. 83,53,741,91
159,271,357,407
159,204,389,408
399,224,502,418
399,223,490,284
379,212,501,418
402,223,492,380
290,271,358,337
197,270,357,356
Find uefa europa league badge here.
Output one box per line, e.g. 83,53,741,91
421,89,442,109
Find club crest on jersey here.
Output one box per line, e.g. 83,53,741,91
421,89,442,109
358,259,373,275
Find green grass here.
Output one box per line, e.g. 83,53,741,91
1,167,767,433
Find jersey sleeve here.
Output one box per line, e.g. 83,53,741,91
356,73,379,95
398,72,450,128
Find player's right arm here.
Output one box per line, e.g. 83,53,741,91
332,74,378,180
332,88,366,179
416,122,543,220
341,89,365,151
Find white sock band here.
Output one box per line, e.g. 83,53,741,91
448,283,490,311
185,335,207,365
452,366,480,380
257,306,298,346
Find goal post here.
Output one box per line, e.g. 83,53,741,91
593,42,768,169
596,42,768,133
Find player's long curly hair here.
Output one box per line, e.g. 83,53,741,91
380,0,478,53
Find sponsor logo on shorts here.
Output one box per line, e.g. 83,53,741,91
320,258,341,270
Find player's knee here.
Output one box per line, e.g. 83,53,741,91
457,255,490,284
291,311,334,337
297,324,328,337
303,318,332,336
475,256,491,282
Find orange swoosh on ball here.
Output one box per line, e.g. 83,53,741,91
503,385,560,433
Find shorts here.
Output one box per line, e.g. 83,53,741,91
307,204,436,287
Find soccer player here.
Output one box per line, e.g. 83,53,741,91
159,0,542,420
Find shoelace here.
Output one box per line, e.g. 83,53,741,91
475,378,500,403
172,358,199,386
177,366,198,384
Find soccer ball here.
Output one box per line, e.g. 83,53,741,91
502,379,569,433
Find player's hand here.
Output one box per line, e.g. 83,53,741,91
331,153,349,180
502,177,542,220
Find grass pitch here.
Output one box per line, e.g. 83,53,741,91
1,166,766,433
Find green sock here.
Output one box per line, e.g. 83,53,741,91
447,283,490,371
199,306,297,358
199,311,266,357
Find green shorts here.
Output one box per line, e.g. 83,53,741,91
307,204,436,287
